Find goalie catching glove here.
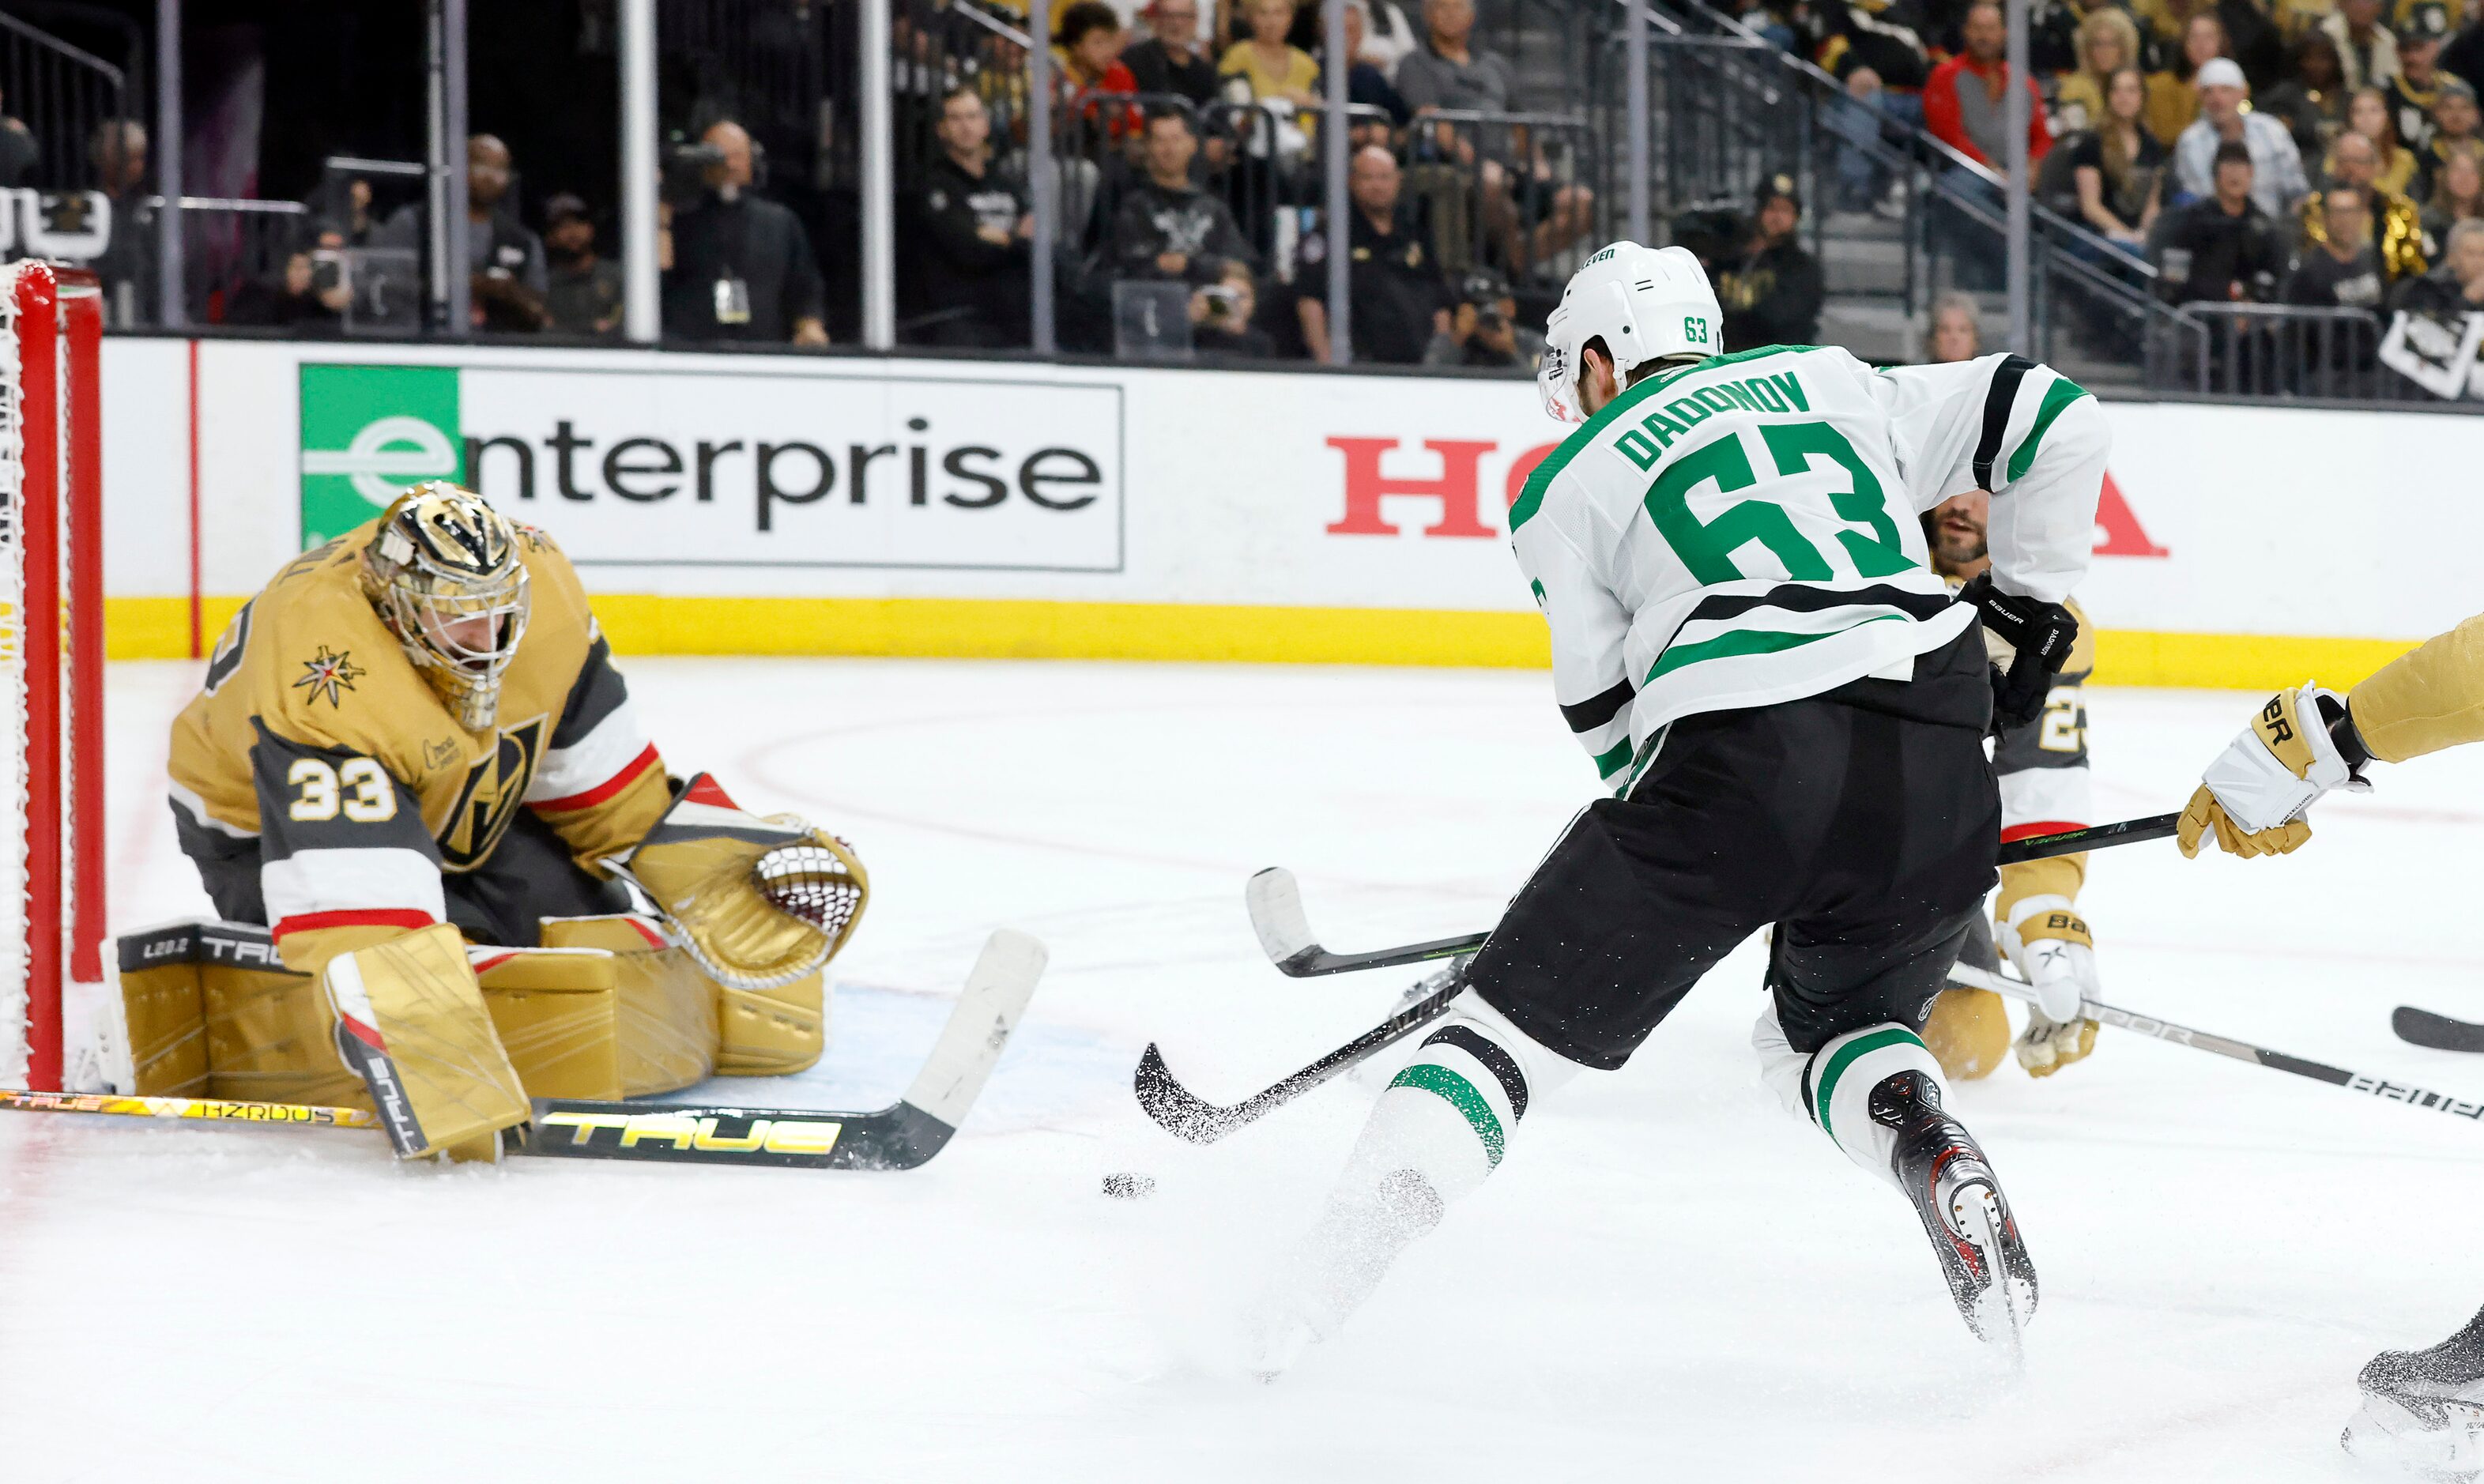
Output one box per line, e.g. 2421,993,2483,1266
605,774,869,991
2177,684,2369,859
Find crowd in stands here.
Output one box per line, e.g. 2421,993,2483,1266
1796,0,2484,373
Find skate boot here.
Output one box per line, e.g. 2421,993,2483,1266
2343,1320,2484,1480
1869,1069,2038,1347
1246,1167,1446,1381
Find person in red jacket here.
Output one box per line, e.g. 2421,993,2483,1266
1925,0,2054,170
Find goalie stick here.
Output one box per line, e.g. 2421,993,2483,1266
1951,964,2484,1124
2391,1006,2484,1054
1246,811,2184,979
1,929,1047,1171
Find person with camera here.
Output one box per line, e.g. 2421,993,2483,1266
1714,174,1826,350
1423,268,1541,371
1191,263,1278,356
660,119,830,346
907,86,1034,348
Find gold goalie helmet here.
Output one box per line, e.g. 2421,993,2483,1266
360,482,531,732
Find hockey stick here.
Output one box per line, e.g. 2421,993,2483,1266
516,928,1048,1169
1134,963,1467,1143
2392,1007,2484,1054
1951,963,2484,1124
0,1088,379,1128
4,931,1048,1171
1246,812,2184,980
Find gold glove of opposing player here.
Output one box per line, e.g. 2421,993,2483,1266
605,774,869,991
2178,684,2365,859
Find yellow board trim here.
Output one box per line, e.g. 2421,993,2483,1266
104,595,2420,690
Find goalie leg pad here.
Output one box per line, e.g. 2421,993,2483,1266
1922,988,2012,1082
540,915,718,1096
472,946,623,1100
321,924,530,1161
115,940,209,1098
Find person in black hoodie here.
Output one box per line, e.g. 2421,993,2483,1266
2149,141,2284,304
905,86,1033,347
1714,175,1826,349
1111,110,1258,287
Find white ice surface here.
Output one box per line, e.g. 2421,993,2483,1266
9,657,2482,1482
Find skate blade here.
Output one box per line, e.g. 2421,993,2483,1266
1954,1185,2031,1366
2343,1393,2484,1482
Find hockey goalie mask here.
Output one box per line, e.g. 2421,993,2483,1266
1539,242,1724,423
360,482,531,732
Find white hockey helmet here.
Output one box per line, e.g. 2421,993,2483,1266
1537,242,1724,424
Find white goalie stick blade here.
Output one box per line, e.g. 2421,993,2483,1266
518,928,1048,1172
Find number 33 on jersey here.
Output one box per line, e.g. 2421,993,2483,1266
1513,341,2107,793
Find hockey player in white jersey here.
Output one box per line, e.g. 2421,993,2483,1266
1254,242,2109,1371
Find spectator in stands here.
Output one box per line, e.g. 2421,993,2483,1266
907,85,1033,347
2388,4,2456,158
1714,173,1826,348
1337,0,1412,135
2421,77,2482,186
0,89,36,190
1397,0,1595,273
1125,0,1222,106
224,243,351,331
2322,0,2400,91
2172,59,2310,214
1113,109,1257,286
1191,262,1278,356
464,135,552,333
1926,291,1984,360
660,119,830,345
86,119,154,323
2152,139,2286,301
1924,2,2053,171
1223,0,1322,109
2390,213,2484,320
2074,67,2169,250
2340,83,2424,198
2261,32,2353,160
1058,2,1141,97
2446,3,2484,97
1424,267,1542,371
1299,144,1450,362
1357,0,1423,75
1813,0,1933,104
2421,143,2484,254
1829,65,1915,213
542,194,624,338
315,177,383,248
2285,182,2391,307
2139,0,2282,92
2055,9,2146,135
2308,126,2427,279
2145,13,2227,147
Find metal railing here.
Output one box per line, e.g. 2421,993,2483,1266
2161,302,2402,400
0,12,129,194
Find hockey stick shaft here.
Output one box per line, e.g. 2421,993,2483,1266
1249,812,2184,980
1949,964,2484,1123
0,1087,379,1128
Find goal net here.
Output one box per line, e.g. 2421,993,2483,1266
0,260,105,1091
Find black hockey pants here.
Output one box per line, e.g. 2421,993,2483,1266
1468,627,2000,1069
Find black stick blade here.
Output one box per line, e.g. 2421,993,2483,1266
2395,1007,2484,1053
1133,1043,1253,1144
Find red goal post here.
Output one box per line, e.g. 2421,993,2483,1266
0,260,107,1091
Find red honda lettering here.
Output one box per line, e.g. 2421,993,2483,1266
1325,438,1498,537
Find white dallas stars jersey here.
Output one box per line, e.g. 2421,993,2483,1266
1511,345,2106,793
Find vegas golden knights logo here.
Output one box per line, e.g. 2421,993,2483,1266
437,715,547,872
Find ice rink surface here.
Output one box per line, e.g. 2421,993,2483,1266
9,655,2482,1482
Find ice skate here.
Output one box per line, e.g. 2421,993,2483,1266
1870,1069,2037,1349
2343,1328,2484,1480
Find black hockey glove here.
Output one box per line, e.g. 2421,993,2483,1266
1960,572,2078,733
